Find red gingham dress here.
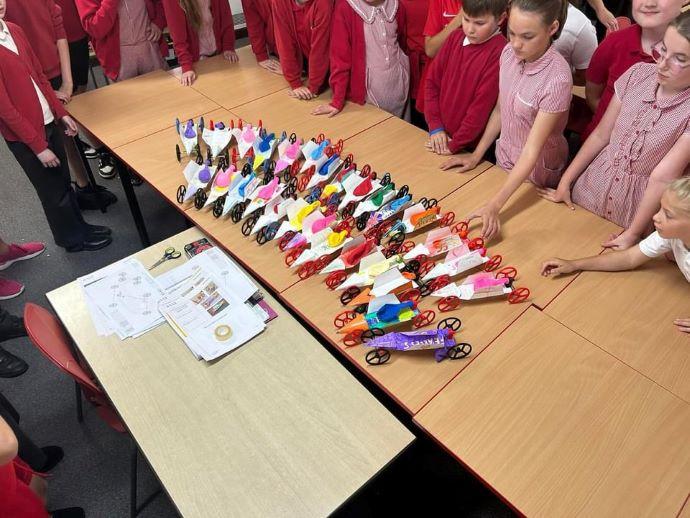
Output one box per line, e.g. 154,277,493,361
572,63,690,228
496,44,573,188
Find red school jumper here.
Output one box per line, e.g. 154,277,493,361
272,0,332,94
400,0,429,101
0,22,68,154
4,0,67,80
328,0,407,111
241,0,276,62
76,0,168,81
161,0,235,73
425,29,505,153
55,0,88,42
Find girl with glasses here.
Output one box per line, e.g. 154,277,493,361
539,10,690,250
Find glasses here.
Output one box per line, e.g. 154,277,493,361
651,41,690,74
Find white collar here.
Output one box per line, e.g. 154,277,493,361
463,29,501,47
346,0,398,24
0,20,9,41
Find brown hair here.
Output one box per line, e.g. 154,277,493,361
510,0,568,40
670,10,690,43
178,0,201,32
669,177,690,215
464,0,510,19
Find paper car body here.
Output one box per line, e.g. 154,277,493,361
201,121,232,159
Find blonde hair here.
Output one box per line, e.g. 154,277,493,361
668,176,690,214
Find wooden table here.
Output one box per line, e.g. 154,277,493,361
415,307,690,518
231,89,393,144
545,261,690,403
340,117,494,202
47,228,413,518
171,47,289,109
68,70,219,149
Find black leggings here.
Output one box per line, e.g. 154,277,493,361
0,392,48,471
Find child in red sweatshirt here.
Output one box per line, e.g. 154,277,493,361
55,0,89,94
162,0,237,86
424,0,507,155
241,0,281,73
312,0,409,117
0,10,112,251
272,0,332,100
400,0,429,123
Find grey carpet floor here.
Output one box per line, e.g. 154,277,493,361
0,56,514,518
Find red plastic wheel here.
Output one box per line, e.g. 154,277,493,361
413,309,436,329
284,248,302,267
326,271,347,290
315,256,332,271
334,310,357,329
360,164,371,178
369,171,377,181
278,231,296,252
439,211,455,228
238,118,243,129
334,217,354,233
333,139,344,154
400,241,415,254
438,296,461,313
451,221,469,238
398,288,421,303
258,119,263,128
468,237,485,251
297,261,317,279
290,160,301,178
429,275,451,292
508,287,530,304
484,254,503,272
297,174,309,192
316,133,326,143
496,266,517,281
342,330,363,347
417,260,436,278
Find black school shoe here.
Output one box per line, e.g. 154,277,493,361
0,306,27,342
86,224,112,237
98,154,117,179
40,445,64,472
65,235,113,253
0,346,28,378
74,183,118,211
51,508,85,518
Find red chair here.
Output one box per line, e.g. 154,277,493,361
23,303,159,517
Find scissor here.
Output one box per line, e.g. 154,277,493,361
149,247,182,270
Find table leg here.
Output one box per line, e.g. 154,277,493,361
116,158,151,248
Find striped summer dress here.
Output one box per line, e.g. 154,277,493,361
496,44,573,188
572,63,690,229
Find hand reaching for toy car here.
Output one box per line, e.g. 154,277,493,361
312,104,340,117
467,202,501,242
180,70,196,86
674,318,690,334
540,258,577,277
259,58,282,74
439,152,479,172
426,130,452,155
223,50,239,63
288,86,315,100
536,184,575,210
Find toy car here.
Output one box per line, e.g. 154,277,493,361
430,269,531,309
201,120,232,161
176,159,214,205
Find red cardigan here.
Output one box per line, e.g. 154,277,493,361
75,0,167,80
56,0,88,42
4,0,67,80
329,0,407,111
0,23,69,154
272,0,332,94
425,30,505,153
162,0,235,73
241,0,275,62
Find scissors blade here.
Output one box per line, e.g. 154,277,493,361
148,257,166,270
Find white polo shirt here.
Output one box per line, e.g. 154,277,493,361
639,231,690,282
0,20,54,125
553,3,598,71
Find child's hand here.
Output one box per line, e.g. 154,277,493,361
536,185,575,210
54,87,72,105
147,22,162,42
259,58,282,74
223,50,239,63
61,116,78,137
673,318,690,333
288,86,315,100
449,11,463,30
429,131,451,155
467,202,500,242
595,6,619,32
602,230,640,250
36,149,60,168
540,258,576,277
439,152,479,172
312,104,340,117
180,71,196,86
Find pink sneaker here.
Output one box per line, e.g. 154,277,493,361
0,242,45,271
0,278,24,300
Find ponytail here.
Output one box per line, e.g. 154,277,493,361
511,0,568,40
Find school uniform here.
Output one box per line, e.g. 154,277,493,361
55,0,90,87
76,0,168,81
4,0,67,82
161,0,235,73
399,0,428,103
272,0,332,94
0,21,87,249
497,44,572,188
241,0,276,62
425,29,505,153
553,3,597,72
572,63,690,229
329,0,407,113
415,0,462,114
584,24,653,139
639,231,690,282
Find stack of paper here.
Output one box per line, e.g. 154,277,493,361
79,258,166,339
